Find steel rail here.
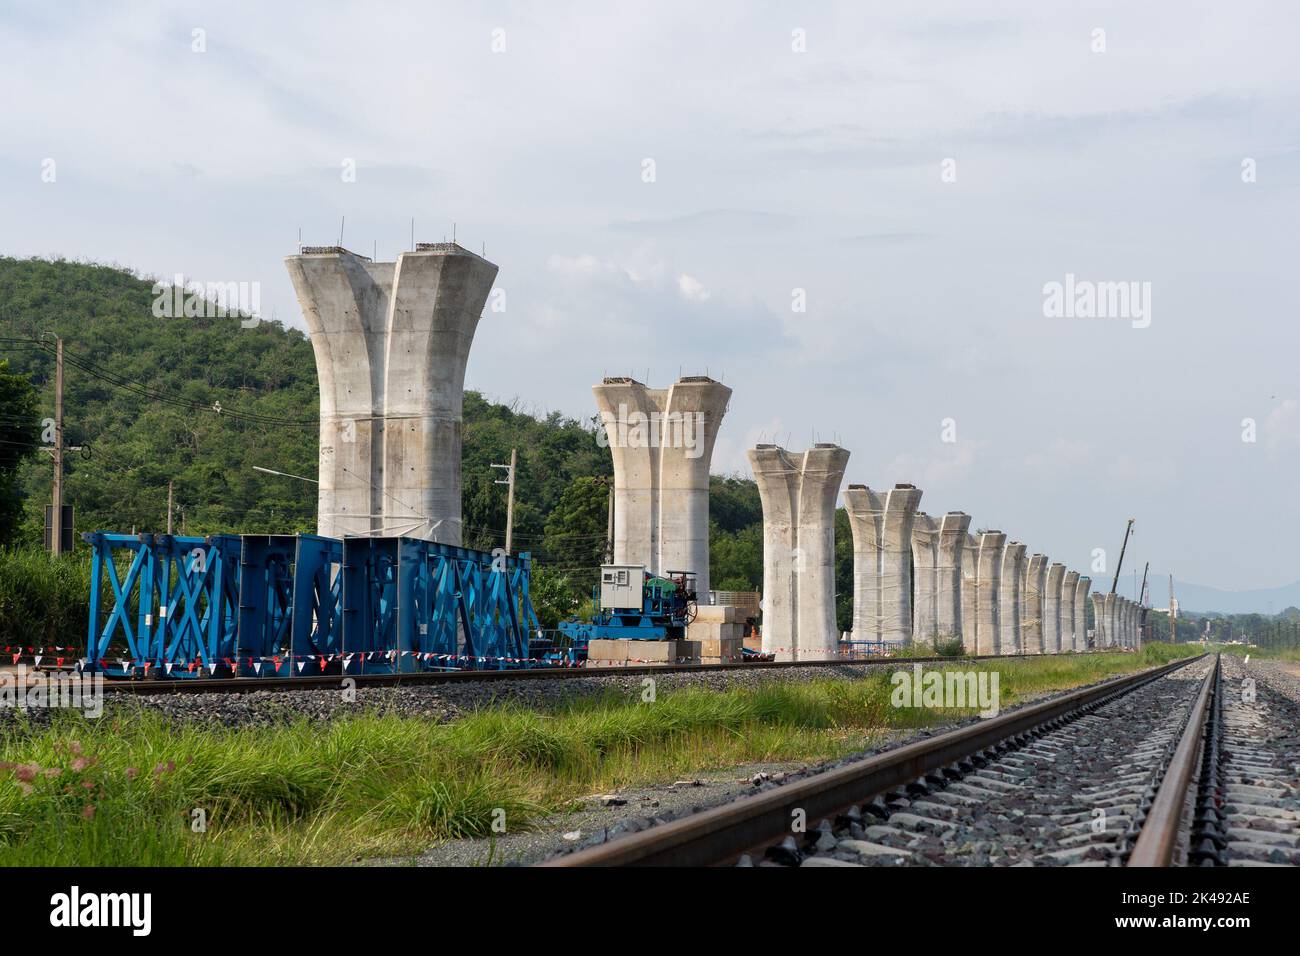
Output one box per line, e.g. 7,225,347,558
542,654,1206,867
1127,653,1219,867
86,650,1089,697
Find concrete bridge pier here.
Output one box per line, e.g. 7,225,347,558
975,532,1006,655
999,542,1026,654
750,443,850,660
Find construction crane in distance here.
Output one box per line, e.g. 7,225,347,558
1111,518,1135,594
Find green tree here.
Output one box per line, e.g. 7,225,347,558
0,359,39,545
542,475,609,596
710,520,762,591
528,564,581,629
710,474,762,532
835,507,854,634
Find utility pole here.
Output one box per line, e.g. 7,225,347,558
51,336,65,556
167,480,174,534
1110,518,1134,593
491,448,517,553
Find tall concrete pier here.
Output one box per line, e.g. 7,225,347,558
1044,563,1065,654
844,484,922,645
1022,553,1047,654
961,532,978,650
1103,592,1119,648
1061,569,1079,652
910,513,939,645
974,532,1005,655
1075,576,1091,651
595,376,731,593
384,245,499,543
936,513,971,646
1096,593,1108,647
749,444,849,660
286,243,497,542
999,542,1026,654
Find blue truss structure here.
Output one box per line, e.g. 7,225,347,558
341,537,538,673
236,534,343,676
83,531,538,678
84,532,240,677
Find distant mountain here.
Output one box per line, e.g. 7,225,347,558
1169,578,1300,616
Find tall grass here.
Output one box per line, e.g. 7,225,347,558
0,548,91,646
0,645,1197,866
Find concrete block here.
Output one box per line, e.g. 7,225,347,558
587,639,629,663
680,640,741,660
699,637,742,658
687,620,743,642
625,640,680,662
692,605,739,624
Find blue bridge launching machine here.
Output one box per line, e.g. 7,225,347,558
82,531,538,678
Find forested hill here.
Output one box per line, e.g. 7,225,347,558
0,256,775,607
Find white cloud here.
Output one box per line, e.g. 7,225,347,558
1,1,1297,588
677,274,710,302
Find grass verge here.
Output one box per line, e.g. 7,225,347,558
1214,642,1300,662
0,644,1198,865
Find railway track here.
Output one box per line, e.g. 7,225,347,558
86,650,1089,696
1188,655,1300,866
543,652,1299,868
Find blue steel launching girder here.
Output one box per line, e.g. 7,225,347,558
156,533,241,676
84,532,152,675
84,530,538,677
341,537,399,674
83,532,240,677
344,537,539,672
236,534,343,676
291,534,344,673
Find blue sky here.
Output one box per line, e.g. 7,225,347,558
2,1,1298,593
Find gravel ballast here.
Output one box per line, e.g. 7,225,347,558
4,660,927,733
